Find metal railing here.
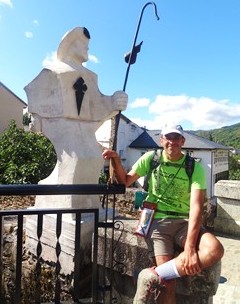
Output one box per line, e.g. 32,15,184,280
0,184,125,304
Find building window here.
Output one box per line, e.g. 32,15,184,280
215,171,229,183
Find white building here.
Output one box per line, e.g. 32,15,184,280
0,82,27,133
97,114,230,203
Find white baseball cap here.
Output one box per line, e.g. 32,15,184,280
161,124,185,137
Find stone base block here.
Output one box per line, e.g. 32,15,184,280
25,208,110,274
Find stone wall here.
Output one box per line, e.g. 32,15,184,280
214,180,240,236
98,219,221,304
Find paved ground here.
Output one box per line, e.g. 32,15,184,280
213,233,240,304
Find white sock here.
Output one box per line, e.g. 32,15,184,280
154,258,181,280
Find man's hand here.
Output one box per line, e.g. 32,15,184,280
180,246,201,276
102,149,119,160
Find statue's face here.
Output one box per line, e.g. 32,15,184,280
57,28,90,63
72,38,89,63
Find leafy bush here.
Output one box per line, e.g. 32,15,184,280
98,170,108,184
23,112,31,126
229,154,240,180
0,120,57,184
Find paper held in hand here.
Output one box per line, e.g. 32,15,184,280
135,202,156,237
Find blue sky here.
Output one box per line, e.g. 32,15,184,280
1,0,240,131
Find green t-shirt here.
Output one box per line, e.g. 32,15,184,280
132,150,206,219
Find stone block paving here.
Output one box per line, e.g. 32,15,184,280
213,234,240,304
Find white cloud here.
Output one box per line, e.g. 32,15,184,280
24,21,38,39
25,31,33,38
130,97,150,108
42,51,57,67
0,0,13,8
130,94,240,130
129,117,159,130
42,52,99,68
88,54,99,64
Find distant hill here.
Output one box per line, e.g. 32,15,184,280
191,122,240,149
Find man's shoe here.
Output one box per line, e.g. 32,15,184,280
133,268,164,303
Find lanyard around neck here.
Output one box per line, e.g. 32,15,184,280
156,158,185,196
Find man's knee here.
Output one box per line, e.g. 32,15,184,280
200,233,224,262
212,238,224,261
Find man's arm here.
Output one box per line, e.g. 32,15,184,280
181,188,205,275
102,149,139,187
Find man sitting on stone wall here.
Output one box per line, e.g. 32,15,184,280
102,124,224,304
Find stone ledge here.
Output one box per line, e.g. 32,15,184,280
214,180,240,236
215,180,240,200
97,218,221,303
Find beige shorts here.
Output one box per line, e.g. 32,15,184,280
148,218,204,257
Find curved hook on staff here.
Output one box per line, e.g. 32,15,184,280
112,1,160,151
123,2,160,92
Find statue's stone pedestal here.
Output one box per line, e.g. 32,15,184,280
25,207,109,274
214,180,240,236
97,218,221,304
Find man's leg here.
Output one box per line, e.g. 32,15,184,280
134,218,181,304
154,255,177,304
133,255,173,304
134,233,224,303
175,231,224,275
154,232,223,278
133,267,162,304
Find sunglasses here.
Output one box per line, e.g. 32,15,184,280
163,134,183,140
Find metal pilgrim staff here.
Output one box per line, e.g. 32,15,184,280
101,2,160,209
112,1,159,152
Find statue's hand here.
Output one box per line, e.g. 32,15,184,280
112,91,128,111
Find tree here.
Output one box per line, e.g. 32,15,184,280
0,120,57,184
229,154,240,180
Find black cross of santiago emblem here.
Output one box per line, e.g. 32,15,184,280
73,77,88,115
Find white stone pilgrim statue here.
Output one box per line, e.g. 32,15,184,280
25,27,128,209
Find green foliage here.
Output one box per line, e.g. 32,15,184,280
229,154,240,180
0,120,57,184
195,122,240,149
194,122,240,180
23,112,31,126
98,170,108,184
